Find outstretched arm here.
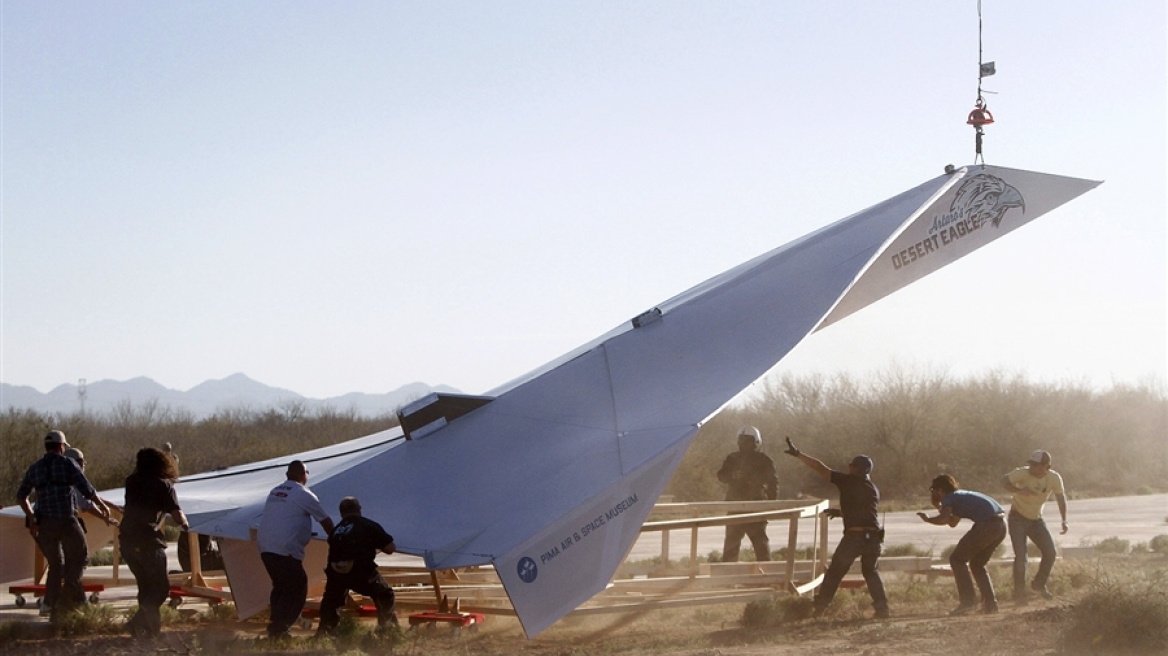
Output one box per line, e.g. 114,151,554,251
784,437,831,482
917,505,958,527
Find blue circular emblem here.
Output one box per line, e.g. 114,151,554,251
517,556,538,583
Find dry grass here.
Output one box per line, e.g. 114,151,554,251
2,553,1166,655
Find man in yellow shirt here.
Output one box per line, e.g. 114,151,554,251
1000,450,1067,603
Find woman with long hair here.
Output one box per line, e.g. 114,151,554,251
120,447,188,637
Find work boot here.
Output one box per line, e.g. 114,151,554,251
1031,581,1054,600
874,605,890,619
983,602,999,614
949,603,978,616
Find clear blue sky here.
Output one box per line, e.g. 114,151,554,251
2,1,1164,400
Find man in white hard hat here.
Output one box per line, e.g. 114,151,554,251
716,426,778,562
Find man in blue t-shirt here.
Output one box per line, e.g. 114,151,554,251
918,474,1006,615
785,437,888,619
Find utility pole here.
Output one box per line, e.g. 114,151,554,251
78,378,87,416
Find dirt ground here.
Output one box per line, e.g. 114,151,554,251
0,598,1103,656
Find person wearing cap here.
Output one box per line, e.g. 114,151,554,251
316,497,397,637
257,460,335,638
716,426,779,562
784,438,889,619
919,474,1006,615
15,430,111,621
1000,449,1067,603
63,448,119,525
120,447,189,637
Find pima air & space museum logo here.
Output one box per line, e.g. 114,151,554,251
890,173,1026,271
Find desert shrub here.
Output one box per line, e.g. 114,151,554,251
162,524,182,543
1092,537,1130,554
201,602,237,623
55,603,122,636
772,545,819,560
1149,534,1168,554
1061,573,1168,653
88,547,114,566
742,595,815,627
886,574,955,605
882,542,932,557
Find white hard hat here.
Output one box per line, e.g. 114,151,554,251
737,426,761,445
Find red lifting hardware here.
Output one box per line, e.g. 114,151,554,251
966,99,995,127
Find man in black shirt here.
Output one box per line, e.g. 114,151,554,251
785,437,889,619
717,426,779,562
316,497,397,636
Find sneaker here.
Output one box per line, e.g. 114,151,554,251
949,603,978,616
1031,581,1054,600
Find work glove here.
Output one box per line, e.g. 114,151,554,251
824,508,842,520
784,436,801,458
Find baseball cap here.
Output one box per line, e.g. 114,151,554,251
850,455,874,475
1028,450,1051,466
44,430,69,447
63,447,86,463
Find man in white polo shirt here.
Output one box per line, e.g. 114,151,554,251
257,460,335,638
1001,449,1068,603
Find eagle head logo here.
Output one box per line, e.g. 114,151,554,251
951,173,1025,228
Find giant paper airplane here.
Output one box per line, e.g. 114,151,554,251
0,164,1099,636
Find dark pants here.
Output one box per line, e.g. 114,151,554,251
34,516,89,618
723,519,770,562
261,552,308,636
951,515,1007,609
815,531,888,611
317,566,396,635
1008,512,1057,595
120,540,170,637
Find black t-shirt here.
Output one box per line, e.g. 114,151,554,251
830,470,880,530
120,472,181,549
327,516,393,574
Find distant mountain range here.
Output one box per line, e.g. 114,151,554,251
0,374,460,419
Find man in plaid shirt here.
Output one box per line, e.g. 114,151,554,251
16,430,111,620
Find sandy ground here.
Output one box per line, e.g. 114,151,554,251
1,493,1165,655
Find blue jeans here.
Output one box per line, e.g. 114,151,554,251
261,552,308,636
950,515,1006,609
1008,511,1057,594
815,531,887,611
